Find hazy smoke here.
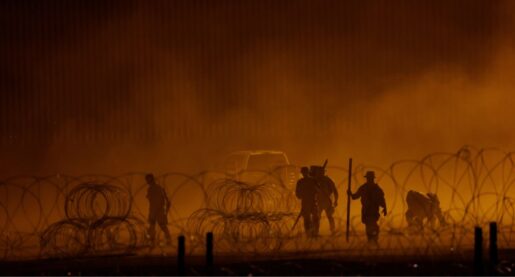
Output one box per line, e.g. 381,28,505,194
0,0,514,176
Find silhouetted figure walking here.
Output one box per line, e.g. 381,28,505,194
145,173,172,246
311,166,338,235
295,167,320,237
347,171,386,243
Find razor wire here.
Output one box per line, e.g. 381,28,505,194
0,146,514,260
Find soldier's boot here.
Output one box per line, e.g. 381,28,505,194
328,216,336,235
163,234,172,246
159,223,172,246
312,212,321,237
303,215,313,237
365,222,379,244
147,225,156,247
313,219,321,237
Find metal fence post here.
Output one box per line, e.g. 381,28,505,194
489,222,498,274
474,226,484,276
206,232,213,275
178,235,185,276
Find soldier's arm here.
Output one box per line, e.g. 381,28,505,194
348,185,361,200
379,189,386,208
379,188,387,215
331,180,339,204
163,187,171,211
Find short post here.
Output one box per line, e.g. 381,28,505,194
206,232,214,275
474,226,484,276
489,222,498,271
178,235,185,276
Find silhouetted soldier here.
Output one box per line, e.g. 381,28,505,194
295,167,319,237
347,171,386,243
311,166,338,235
145,173,172,246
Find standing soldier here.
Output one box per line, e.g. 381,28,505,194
347,171,387,243
311,166,338,235
295,167,319,237
145,173,172,246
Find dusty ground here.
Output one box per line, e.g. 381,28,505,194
1,250,514,276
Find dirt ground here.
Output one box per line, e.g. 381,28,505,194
1,250,515,276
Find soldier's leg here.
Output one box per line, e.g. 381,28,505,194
325,208,336,234
365,220,379,243
312,210,321,237
158,221,172,245
365,222,372,242
370,221,379,243
147,221,156,245
406,210,414,227
302,214,312,237
415,217,423,231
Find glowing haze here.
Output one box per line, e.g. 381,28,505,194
1,0,514,176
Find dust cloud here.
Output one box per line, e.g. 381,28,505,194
0,0,514,177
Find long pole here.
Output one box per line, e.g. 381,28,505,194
346,158,352,242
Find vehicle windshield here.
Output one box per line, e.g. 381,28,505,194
246,153,288,171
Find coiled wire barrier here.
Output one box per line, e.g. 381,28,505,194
0,146,514,260
40,183,142,257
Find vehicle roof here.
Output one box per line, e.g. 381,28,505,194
223,150,291,166
226,150,287,156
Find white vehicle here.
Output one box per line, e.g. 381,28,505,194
221,150,298,188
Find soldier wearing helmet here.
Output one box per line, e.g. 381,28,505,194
295,167,320,237
347,171,387,243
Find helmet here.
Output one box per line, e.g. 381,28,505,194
364,171,375,178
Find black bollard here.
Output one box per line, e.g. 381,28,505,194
178,235,185,276
490,222,498,272
206,232,214,274
474,226,484,276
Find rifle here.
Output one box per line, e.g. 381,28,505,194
291,212,302,231
322,159,328,170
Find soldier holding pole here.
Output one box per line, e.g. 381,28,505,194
347,171,387,244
